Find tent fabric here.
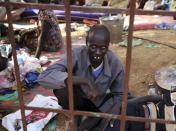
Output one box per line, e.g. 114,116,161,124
21,9,108,20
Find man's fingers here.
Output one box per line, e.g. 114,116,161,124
98,118,111,130
110,119,115,128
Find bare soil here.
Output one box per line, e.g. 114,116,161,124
114,30,176,96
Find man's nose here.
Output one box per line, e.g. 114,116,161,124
95,48,101,54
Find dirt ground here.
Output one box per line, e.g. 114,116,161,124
116,29,176,96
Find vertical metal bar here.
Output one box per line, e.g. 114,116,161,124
5,0,27,131
120,0,136,131
64,0,75,131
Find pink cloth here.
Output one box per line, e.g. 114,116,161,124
124,15,176,30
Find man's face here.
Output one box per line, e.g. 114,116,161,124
86,25,110,67
88,42,108,66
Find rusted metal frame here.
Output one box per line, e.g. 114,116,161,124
0,2,65,10
0,2,127,13
135,9,176,16
1,1,176,16
64,0,75,131
24,106,176,125
0,105,19,110
25,106,71,117
4,0,27,131
0,0,176,130
2,104,176,126
120,0,136,130
70,7,176,17
73,110,176,125
1,104,176,126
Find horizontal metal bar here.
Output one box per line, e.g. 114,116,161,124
0,105,19,110
0,2,65,10
73,110,176,125
1,105,176,125
0,2,176,16
135,9,176,16
24,106,176,125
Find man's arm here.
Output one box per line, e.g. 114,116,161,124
37,55,69,89
128,95,162,105
38,51,94,90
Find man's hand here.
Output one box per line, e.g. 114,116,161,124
85,80,99,101
93,103,119,130
78,117,101,131
72,76,99,101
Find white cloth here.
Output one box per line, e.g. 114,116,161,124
165,105,176,131
171,92,176,105
2,94,61,131
144,0,157,10
147,102,157,131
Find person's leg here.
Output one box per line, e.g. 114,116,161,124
125,103,145,131
73,87,102,130
53,86,101,130
53,86,100,110
104,103,145,131
53,87,69,109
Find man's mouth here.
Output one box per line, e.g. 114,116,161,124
93,56,101,60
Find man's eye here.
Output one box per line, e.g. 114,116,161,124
101,47,106,50
90,46,96,49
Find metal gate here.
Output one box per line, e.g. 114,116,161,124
0,0,176,131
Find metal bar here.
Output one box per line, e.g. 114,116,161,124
0,2,176,16
64,0,75,131
135,9,176,16
0,0,176,130
0,2,65,10
24,106,176,125
0,2,128,13
1,105,176,125
73,110,176,125
25,106,71,117
4,0,27,131
120,0,136,130
0,105,19,110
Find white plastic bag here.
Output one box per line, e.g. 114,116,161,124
144,0,156,10
2,94,61,131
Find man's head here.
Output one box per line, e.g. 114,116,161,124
86,24,110,68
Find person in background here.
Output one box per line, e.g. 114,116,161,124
38,24,124,130
35,0,63,58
